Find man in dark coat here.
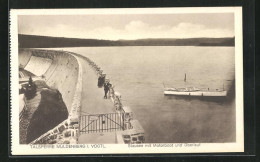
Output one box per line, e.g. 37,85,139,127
104,80,111,99
97,75,103,88
25,76,37,98
97,74,106,88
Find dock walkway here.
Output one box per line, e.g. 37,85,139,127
77,56,116,144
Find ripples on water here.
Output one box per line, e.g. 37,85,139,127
62,46,236,143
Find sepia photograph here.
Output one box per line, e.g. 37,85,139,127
10,7,244,154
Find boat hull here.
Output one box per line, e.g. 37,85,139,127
164,90,227,97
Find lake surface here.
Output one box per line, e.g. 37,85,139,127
61,46,236,143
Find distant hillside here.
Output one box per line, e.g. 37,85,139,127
18,34,235,48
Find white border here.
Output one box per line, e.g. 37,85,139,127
10,7,243,155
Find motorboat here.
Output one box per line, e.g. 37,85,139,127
164,87,227,96
163,73,227,97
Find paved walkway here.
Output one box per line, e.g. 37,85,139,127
77,57,116,144
78,132,117,144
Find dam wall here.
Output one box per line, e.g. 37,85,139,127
20,49,144,144
19,49,79,112
30,58,82,144
19,49,82,144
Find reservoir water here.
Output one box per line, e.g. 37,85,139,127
61,46,236,143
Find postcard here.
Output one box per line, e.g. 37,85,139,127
10,7,243,155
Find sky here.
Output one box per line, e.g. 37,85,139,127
18,13,234,40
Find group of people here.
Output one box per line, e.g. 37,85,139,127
84,56,112,99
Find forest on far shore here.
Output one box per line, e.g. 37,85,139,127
19,34,235,48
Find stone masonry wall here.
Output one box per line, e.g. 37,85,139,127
30,50,82,144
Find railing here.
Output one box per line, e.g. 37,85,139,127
79,113,125,134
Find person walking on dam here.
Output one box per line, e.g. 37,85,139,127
104,79,111,99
